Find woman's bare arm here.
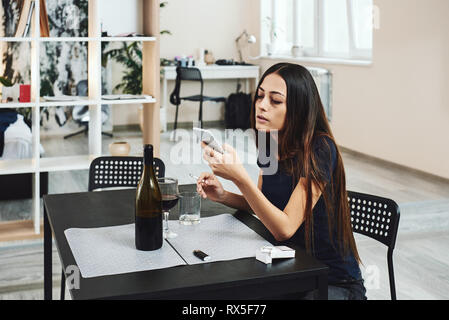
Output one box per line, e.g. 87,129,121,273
217,170,263,212
232,170,322,241
201,142,322,241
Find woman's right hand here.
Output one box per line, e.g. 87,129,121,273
196,172,226,203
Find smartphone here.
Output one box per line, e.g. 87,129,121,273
193,127,225,154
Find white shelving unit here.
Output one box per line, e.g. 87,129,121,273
0,102,36,108
0,37,33,42
0,0,160,235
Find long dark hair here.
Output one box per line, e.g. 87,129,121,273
251,63,361,263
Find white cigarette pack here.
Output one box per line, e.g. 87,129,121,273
270,246,296,259
256,250,272,264
256,245,295,264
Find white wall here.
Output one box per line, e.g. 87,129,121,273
160,0,257,60
98,0,143,36
159,0,259,125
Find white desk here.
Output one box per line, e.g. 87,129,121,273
160,65,260,132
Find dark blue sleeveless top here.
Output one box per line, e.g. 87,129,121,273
258,136,362,284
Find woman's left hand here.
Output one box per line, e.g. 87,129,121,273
202,142,246,183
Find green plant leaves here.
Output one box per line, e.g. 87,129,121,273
0,77,14,87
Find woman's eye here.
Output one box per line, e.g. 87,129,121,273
256,94,264,100
271,99,282,105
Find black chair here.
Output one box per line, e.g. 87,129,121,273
87,156,165,191
169,67,226,136
60,156,165,300
347,191,400,300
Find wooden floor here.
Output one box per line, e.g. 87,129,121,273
0,220,43,242
1,126,449,300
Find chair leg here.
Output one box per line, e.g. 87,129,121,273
387,248,397,300
101,131,113,138
198,100,203,128
173,103,180,141
64,127,88,139
60,269,66,300
64,127,112,139
174,104,180,131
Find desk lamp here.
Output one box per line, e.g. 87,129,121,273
235,30,256,63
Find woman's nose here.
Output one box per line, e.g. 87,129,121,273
257,97,269,111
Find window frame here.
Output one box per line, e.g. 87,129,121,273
263,0,373,61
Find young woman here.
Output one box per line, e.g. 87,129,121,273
196,62,366,300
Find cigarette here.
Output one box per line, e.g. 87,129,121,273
189,173,205,183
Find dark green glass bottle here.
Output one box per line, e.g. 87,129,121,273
135,144,163,251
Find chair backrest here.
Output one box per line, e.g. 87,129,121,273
88,156,165,191
76,80,88,96
170,67,203,105
347,191,400,249
177,66,203,81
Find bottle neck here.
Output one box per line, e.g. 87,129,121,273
144,146,153,167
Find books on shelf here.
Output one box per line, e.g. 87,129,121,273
102,94,153,100
15,0,35,37
14,0,50,38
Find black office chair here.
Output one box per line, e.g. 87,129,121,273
347,191,400,300
169,67,226,137
64,80,113,139
60,156,165,300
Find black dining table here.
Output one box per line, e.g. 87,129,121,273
43,184,328,300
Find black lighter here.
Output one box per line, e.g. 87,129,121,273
193,250,211,261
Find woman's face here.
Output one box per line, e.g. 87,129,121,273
255,73,287,131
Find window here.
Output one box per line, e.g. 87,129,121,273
261,0,373,60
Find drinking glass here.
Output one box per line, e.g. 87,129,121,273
179,192,201,225
157,177,179,239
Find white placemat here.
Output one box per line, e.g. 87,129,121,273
167,214,273,265
64,224,186,278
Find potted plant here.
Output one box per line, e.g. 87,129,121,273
103,41,144,130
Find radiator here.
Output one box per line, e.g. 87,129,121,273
306,67,333,122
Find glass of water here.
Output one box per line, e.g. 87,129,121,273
179,192,201,225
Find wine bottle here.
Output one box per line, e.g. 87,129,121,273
135,144,163,251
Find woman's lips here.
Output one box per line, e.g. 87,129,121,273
256,115,269,123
